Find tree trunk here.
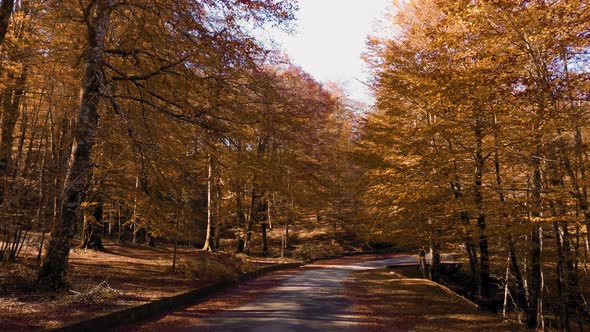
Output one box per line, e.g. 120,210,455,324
261,222,268,256
202,156,214,251
0,0,14,45
132,174,138,244
37,0,111,290
554,221,569,331
0,66,27,204
117,201,121,242
172,200,180,272
79,206,104,251
451,176,481,296
285,173,294,249
243,183,258,254
508,234,528,309
493,128,528,310
419,247,427,279
235,184,246,253
474,124,491,298
213,162,221,249
527,152,543,328
429,242,441,283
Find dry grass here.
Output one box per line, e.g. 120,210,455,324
345,269,524,332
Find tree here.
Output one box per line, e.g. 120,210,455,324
363,0,590,328
37,0,297,289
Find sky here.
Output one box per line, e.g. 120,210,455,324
267,0,392,104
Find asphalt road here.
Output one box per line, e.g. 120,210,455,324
193,255,417,332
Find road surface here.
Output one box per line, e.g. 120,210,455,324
123,254,417,332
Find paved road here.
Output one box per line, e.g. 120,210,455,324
194,255,417,332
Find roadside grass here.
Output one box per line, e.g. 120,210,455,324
345,269,523,332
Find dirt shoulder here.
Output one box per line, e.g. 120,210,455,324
0,242,293,332
344,269,523,332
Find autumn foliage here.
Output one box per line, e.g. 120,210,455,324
362,0,590,329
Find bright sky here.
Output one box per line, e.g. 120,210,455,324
269,0,391,104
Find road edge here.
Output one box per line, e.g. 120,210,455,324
43,262,302,332
43,249,401,332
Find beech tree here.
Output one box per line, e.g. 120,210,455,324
34,0,297,289
363,0,590,328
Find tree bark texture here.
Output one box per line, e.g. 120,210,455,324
37,0,111,289
0,0,14,45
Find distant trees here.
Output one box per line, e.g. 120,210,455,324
362,0,590,329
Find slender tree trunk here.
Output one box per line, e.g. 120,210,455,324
527,150,543,328
172,189,182,272
261,221,268,256
235,184,246,253
243,183,258,254
451,176,481,296
132,174,138,244
37,0,111,289
285,173,294,249
503,253,510,319
474,123,491,298
117,201,121,242
202,156,214,251
213,163,221,249
429,241,441,283
419,247,427,279
493,128,528,309
553,221,569,331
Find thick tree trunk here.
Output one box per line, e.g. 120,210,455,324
80,201,104,250
37,0,111,290
0,0,14,45
79,210,104,251
0,66,27,204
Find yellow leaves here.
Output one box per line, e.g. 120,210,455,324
529,216,583,224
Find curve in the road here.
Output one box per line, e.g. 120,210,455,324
193,255,416,332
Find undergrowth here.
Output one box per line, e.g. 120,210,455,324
178,252,253,282
293,241,344,261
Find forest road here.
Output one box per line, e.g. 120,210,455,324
191,254,417,332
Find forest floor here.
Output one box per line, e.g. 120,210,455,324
344,269,523,331
0,240,295,331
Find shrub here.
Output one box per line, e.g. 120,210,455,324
0,262,36,294
293,241,344,261
63,281,121,305
178,252,252,283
